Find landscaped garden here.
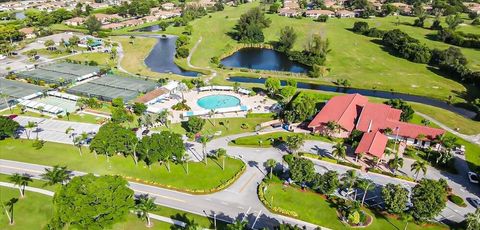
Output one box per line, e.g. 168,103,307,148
0,138,245,193
230,132,333,147
260,179,448,230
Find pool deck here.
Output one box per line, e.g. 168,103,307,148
147,90,276,123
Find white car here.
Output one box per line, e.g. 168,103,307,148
468,172,479,184
0,55,6,60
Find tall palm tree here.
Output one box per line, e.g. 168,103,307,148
341,170,358,198
388,155,404,174
332,141,347,161
135,194,157,227
411,160,428,180
24,121,37,140
200,136,209,165
1,198,18,225
41,165,71,186
266,159,277,179
183,155,191,174
8,173,32,198
216,148,227,170
465,208,480,230
73,132,88,156
157,110,171,128
356,178,374,206
0,92,12,113
226,220,248,230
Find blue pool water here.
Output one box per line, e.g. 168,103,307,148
197,95,240,110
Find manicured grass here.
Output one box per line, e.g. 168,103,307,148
66,52,117,67
0,186,173,229
151,206,230,230
0,139,245,193
163,2,479,103
230,131,334,147
0,107,104,125
262,181,447,230
153,116,273,138
0,187,54,229
0,174,59,192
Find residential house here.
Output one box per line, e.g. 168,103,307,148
308,94,445,159
142,15,158,23
391,2,413,15
94,13,122,24
64,17,85,26
335,10,356,18
305,10,335,18
464,2,480,14
19,27,36,39
279,8,302,17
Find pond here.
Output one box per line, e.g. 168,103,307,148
227,76,477,118
221,48,310,73
135,25,161,32
144,36,201,77
15,11,25,20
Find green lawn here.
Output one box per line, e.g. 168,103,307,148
66,52,117,68
230,131,334,147
0,139,245,193
153,116,274,138
159,2,480,103
0,107,104,125
262,181,447,230
0,186,174,230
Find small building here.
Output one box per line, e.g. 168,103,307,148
19,27,36,39
101,23,124,30
142,15,158,23
279,8,302,17
64,17,85,26
355,131,388,159
135,88,170,105
94,13,122,24
305,10,335,18
335,10,356,18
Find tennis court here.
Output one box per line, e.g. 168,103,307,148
67,75,157,102
0,78,44,110
34,96,77,113
16,62,100,85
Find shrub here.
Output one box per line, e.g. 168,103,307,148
176,46,189,58
352,21,369,34
317,15,329,22
448,194,466,207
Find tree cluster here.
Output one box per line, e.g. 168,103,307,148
0,116,19,139
382,29,431,64
384,98,414,121
234,7,271,43
282,92,319,123
116,0,160,17
286,34,329,67
137,131,185,170
23,8,73,27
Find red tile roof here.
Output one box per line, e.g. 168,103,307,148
356,102,445,140
355,131,388,158
308,94,368,132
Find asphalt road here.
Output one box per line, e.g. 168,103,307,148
2,117,479,229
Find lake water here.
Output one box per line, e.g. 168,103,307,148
15,12,25,20
135,25,161,32
144,37,201,77
221,48,310,73
227,76,476,118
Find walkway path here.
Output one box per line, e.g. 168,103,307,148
0,180,187,227
3,117,480,228
186,36,217,81
417,112,480,145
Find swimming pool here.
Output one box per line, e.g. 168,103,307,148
197,95,240,110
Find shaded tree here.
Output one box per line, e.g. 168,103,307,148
381,183,409,214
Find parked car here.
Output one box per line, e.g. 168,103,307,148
467,197,480,209
7,115,18,120
468,172,479,184
131,127,139,132
142,129,150,135
0,55,6,60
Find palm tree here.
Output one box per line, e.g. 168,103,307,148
73,132,88,156
0,92,12,113
266,159,277,179
356,179,374,206
157,110,171,128
465,208,480,230
285,134,305,154
411,160,428,180
135,194,157,227
1,198,18,225
8,173,32,198
341,170,358,197
208,109,216,127
129,35,136,45
200,136,209,165
215,148,227,170
332,141,347,161
325,121,340,137
388,155,404,174
183,155,191,174
226,220,248,230
24,121,37,140
41,165,71,186
177,82,188,101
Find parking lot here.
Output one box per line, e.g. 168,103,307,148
14,116,100,144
